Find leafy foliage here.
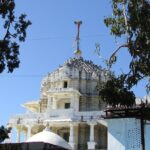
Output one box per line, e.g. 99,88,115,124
104,0,150,91
0,0,31,73
0,126,11,143
98,0,150,107
98,75,135,107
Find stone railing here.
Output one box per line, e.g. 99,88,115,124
74,111,105,121
9,109,105,126
9,109,74,125
45,108,74,119
9,112,44,125
48,87,76,93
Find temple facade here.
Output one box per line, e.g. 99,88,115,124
8,21,150,150
8,55,150,150
8,56,109,150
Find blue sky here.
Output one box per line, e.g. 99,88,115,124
0,0,148,125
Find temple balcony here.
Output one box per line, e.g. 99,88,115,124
47,88,81,96
45,109,105,122
8,112,44,126
75,110,105,121
45,108,74,120
9,109,105,127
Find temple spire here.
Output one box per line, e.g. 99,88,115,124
74,21,82,58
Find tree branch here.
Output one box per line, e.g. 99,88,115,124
3,10,14,41
109,43,129,64
123,0,128,31
3,21,11,41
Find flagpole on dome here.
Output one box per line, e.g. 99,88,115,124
74,21,82,58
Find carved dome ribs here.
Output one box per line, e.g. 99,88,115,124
65,57,102,75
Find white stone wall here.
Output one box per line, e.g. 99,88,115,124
39,62,104,114
40,64,100,95
57,98,70,109
79,96,103,111
145,121,150,150
107,118,142,150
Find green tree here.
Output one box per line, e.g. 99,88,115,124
98,75,135,107
0,0,31,73
105,0,150,91
0,126,11,143
0,0,31,142
98,0,150,107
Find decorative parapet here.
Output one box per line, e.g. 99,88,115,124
9,113,44,126
9,110,105,126
75,111,105,122
47,88,81,95
45,108,74,119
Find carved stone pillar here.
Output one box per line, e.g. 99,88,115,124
74,95,79,111
16,128,21,143
47,97,53,111
24,130,28,141
70,95,74,108
69,123,75,150
52,97,57,109
87,122,97,150
26,125,32,140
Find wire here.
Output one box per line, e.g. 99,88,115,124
0,74,45,78
26,34,107,41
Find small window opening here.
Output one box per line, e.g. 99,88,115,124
65,103,70,109
63,132,69,142
63,81,68,88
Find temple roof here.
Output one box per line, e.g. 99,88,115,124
22,101,39,112
40,57,109,90
64,57,103,75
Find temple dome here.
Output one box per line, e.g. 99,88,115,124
26,129,72,150
65,57,103,75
